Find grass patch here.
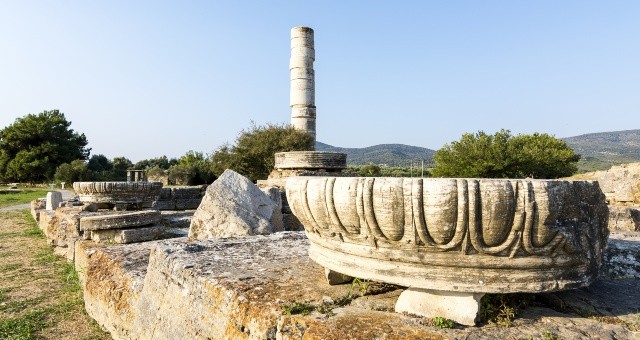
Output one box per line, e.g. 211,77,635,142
32,247,59,265
0,188,49,208
0,231,22,239
0,297,46,314
0,251,16,258
0,263,22,272
0,209,110,339
282,301,315,316
21,211,43,238
0,307,50,339
432,316,455,329
540,330,560,340
480,293,533,327
0,288,10,303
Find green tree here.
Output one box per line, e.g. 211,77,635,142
109,156,133,181
210,122,314,182
54,159,90,184
134,155,177,170
87,154,113,172
0,110,90,182
359,163,382,177
431,129,579,178
168,150,214,185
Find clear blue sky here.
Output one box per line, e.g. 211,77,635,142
1,1,638,162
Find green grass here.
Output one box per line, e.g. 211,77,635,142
282,301,315,316
0,263,23,272
0,307,50,339
432,316,455,329
0,209,110,339
0,189,49,208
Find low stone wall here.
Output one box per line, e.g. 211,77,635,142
75,232,640,339
573,162,640,205
572,162,640,231
152,186,206,210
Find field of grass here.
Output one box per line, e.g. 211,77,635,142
0,189,50,208
0,209,110,339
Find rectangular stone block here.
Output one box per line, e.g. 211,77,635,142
171,187,203,199
174,199,201,210
90,225,164,244
46,191,63,210
79,211,161,231
151,200,176,210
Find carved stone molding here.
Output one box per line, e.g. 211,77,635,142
286,177,609,293
274,151,346,170
73,182,163,206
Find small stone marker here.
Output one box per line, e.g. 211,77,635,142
46,191,63,211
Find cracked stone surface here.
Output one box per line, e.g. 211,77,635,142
78,232,639,339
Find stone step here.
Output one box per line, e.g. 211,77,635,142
89,224,164,244
79,210,161,231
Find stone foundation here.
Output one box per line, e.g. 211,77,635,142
73,232,639,339
152,186,206,210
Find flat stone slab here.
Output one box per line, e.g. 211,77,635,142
601,231,640,279
79,210,161,231
90,225,164,244
80,232,639,339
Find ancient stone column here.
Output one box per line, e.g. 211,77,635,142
290,26,316,148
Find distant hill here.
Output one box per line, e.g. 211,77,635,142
316,141,435,166
562,129,640,172
316,129,640,170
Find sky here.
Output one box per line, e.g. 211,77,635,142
1,1,638,162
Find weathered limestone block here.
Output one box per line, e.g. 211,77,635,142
44,207,82,248
260,185,284,232
73,181,163,206
287,177,609,324
38,206,85,261
608,205,640,231
174,198,201,210
573,162,640,204
46,191,62,210
90,225,164,244
79,210,161,231
31,198,46,222
395,288,484,326
600,231,640,279
38,210,54,231
153,186,205,210
188,169,278,240
79,240,162,338
274,151,346,170
81,232,638,339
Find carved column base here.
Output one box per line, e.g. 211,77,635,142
395,288,484,326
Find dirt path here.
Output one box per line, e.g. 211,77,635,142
0,209,110,339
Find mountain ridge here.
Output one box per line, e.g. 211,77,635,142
317,129,640,171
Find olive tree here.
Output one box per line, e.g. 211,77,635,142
431,129,579,178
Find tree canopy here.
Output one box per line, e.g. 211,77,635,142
211,122,314,182
431,129,580,179
0,110,90,182
168,150,215,185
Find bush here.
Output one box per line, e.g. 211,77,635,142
431,129,579,179
211,122,314,182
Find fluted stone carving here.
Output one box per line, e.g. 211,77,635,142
286,177,609,293
274,151,347,170
73,182,163,206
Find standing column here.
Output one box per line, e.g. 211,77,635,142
290,26,316,149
